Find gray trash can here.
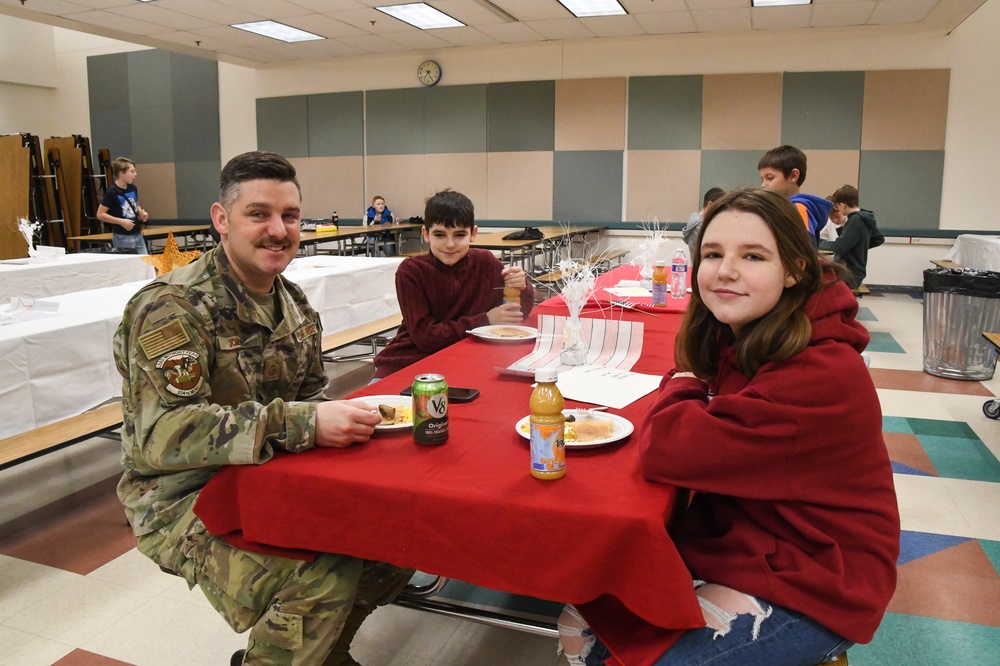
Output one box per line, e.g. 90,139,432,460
922,268,1000,380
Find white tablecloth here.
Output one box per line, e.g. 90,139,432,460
943,235,1000,272
0,253,156,303
0,255,402,440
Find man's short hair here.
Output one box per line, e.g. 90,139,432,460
111,157,135,179
757,145,807,186
703,187,725,208
424,189,474,230
219,151,301,210
830,184,860,208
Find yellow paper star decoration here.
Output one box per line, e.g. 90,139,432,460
142,232,201,276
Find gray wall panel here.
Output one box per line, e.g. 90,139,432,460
488,81,555,152
90,109,132,161
257,96,309,158
424,84,487,154
174,160,220,220
127,50,172,109
129,104,175,164
87,53,130,112
553,151,623,222
173,105,220,162
170,52,218,110
781,72,864,150
859,150,944,230
628,75,703,150
308,92,364,157
367,89,425,155
699,150,764,192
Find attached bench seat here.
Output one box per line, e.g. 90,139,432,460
0,402,123,471
321,312,403,362
931,258,963,270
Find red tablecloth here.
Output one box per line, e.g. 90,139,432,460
195,282,701,665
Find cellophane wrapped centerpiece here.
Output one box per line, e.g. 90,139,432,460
557,259,596,365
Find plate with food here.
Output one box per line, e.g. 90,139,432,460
350,395,413,430
468,325,538,342
515,411,633,448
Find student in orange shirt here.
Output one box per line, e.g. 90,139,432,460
758,145,833,248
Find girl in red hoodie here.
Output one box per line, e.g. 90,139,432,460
559,189,899,665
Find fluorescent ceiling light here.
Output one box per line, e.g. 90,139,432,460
376,3,465,29
752,0,812,7
557,0,627,18
231,20,324,43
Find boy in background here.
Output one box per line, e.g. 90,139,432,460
681,186,725,258
758,145,832,247
820,184,884,288
373,189,533,379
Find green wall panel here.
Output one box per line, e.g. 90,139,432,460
88,53,132,158
488,81,555,152
366,88,425,155
859,150,944,230
130,104,175,164
628,75,703,150
424,84,488,154
553,151,623,222
173,104,220,162
174,160,220,221
128,50,172,109
307,92,364,157
700,150,764,192
170,52,218,110
781,71,864,150
257,96,309,158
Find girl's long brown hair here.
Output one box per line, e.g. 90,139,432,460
675,188,845,379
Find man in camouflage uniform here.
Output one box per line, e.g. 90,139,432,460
114,151,412,666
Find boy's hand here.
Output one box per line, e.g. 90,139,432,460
501,266,527,290
487,302,525,325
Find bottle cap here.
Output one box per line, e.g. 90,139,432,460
655,260,666,266
535,368,558,383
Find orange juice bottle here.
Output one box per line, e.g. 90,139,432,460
652,260,668,307
529,368,566,480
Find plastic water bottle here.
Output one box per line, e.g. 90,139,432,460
651,260,668,307
670,248,687,299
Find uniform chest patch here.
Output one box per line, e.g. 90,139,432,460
155,350,204,396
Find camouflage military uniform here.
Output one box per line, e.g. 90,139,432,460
114,245,411,666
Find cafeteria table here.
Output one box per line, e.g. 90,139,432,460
0,255,402,441
299,222,424,256
67,225,211,252
0,252,154,302
473,225,606,270
194,265,700,666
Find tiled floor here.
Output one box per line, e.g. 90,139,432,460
1,292,999,665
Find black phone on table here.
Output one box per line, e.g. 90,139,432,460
400,386,480,403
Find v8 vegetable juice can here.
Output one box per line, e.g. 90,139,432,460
412,373,448,444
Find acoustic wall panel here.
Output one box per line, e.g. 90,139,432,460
487,81,555,153
290,156,364,220
702,73,782,150
174,160,221,221
699,150,767,193
139,163,178,220
862,70,950,150
553,151,623,222
781,71,865,150
88,53,132,159
555,78,626,151
129,103,175,164
174,103,221,162
367,88,425,155
307,92,364,157
628,75,703,150
800,150,861,202
366,154,430,220
423,153,488,213
626,150,702,223
487,152,554,221
257,96,309,158
424,84,488,154
859,150,945,230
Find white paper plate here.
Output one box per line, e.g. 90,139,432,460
349,395,412,430
469,325,538,342
514,411,634,448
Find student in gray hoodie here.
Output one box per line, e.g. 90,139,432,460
820,185,884,288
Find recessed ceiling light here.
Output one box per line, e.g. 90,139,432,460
376,3,465,30
557,0,627,18
752,0,812,7
231,20,324,43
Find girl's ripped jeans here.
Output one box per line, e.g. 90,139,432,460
559,582,853,666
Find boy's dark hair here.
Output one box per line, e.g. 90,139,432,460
703,187,725,208
830,184,860,208
757,145,807,186
219,151,301,209
424,189,475,230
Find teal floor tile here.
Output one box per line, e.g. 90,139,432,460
980,539,1000,576
867,331,905,353
907,417,979,438
918,435,1000,482
883,416,914,434
857,306,877,322
852,613,1000,665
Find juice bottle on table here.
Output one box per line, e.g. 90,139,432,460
651,260,668,307
529,368,566,480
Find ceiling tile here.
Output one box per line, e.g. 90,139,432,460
870,0,938,25
523,18,594,40
811,1,876,28
632,10,698,34
691,8,752,32
474,21,546,43
581,15,644,38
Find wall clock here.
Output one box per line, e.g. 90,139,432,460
417,60,442,86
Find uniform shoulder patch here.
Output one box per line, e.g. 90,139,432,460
139,320,192,360
155,350,204,396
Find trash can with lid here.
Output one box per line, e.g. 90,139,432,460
922,268,1000,380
